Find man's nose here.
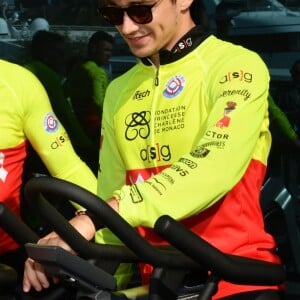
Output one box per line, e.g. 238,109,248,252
118,12,139,34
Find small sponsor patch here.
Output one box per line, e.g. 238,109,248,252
190,147,210,158
163,75,185,98
44,112,59,133
216,102,237,129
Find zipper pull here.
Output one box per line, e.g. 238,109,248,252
155,68,159,86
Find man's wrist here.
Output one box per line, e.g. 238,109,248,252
74,209,104,231
108,196,119,212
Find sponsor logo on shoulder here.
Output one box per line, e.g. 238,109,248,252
219,71,253,84
43,112,59,133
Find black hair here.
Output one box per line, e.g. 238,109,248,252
30,30,65,61
190,0,208,31
88,30,115,56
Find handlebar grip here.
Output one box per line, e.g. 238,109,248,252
0,203,39,244
154,215,285,285
0,203,83,300
25,243,117,292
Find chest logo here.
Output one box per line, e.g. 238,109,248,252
163,75,185,99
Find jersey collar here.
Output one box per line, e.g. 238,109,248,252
141,26,209,66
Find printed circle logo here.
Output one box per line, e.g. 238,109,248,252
163,75,185,99
44,112,59,133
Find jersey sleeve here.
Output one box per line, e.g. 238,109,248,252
21,67,97,196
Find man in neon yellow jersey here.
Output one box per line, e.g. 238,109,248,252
64,30,114,145
0,59,96,280
24,0,283,298
24,30,97,173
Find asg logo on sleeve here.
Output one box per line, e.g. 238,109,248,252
219,71,253,84
43,112,59,133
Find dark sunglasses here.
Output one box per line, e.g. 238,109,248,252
98,3,157,26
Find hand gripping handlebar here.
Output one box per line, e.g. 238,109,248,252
24,176,200,269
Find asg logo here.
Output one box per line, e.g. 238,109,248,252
173,37,193,53
51,132,70,149
163,75,185,99
43,112,59,133
125,111,151,141
140,144,171,162
219,71,252,84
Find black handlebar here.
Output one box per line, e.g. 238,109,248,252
154,215,286,285
24,177,286,287
0,203,69,300
22,176,287,300
25,243,117,292
0,203,39,244
24,177,199,269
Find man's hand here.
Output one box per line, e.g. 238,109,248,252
23,213,96,293
23,231,72,292
107,197,119,212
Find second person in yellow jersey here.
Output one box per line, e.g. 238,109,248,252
0,59,97,280
23,30,98,174
64,30,115,150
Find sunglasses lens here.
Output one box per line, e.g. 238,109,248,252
127,6,153,24
99,7,124,25
99,5,153,25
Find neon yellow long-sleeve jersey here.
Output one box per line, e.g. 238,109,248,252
97,31,281,298
0,60,97,254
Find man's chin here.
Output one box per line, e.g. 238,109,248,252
128,45,154,59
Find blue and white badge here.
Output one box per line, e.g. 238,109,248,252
163,75,185,99
43,112,59,133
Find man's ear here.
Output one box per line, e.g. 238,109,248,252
179,0,194,11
